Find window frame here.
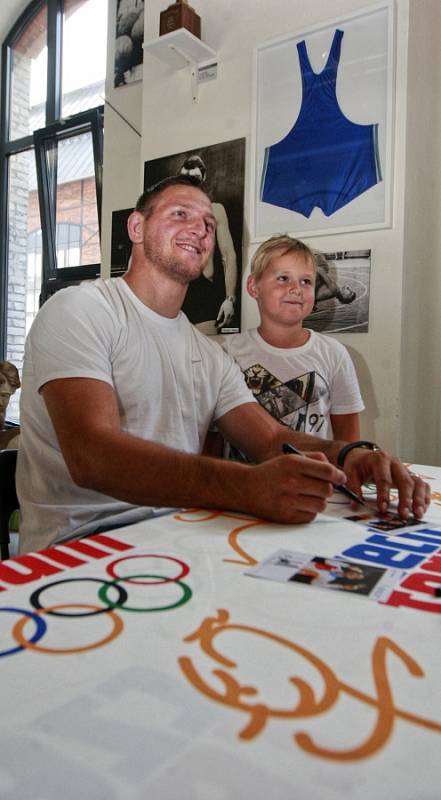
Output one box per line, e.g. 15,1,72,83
0,0,104,357
34,105,103,292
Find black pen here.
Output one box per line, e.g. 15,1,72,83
282,442,366,506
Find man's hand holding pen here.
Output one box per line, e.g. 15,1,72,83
242,451,347,525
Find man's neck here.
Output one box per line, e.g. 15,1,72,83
123,268,187,319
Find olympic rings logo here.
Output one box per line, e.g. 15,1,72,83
0,554,192,658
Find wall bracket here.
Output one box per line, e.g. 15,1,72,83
143,29,218,103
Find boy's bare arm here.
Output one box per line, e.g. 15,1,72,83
330,412,360,443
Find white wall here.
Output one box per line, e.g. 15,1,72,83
400,0,441,464
0,0,29,41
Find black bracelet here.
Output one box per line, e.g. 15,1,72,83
337,440,381,468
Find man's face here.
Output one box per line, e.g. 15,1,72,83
141,185,216,284
344,568,364,580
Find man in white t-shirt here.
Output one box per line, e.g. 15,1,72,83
17,176,430,553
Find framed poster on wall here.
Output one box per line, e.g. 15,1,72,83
114,0,144,87
144,138,246,336
252,2,394,240
110,208,133,276
305,248,371,334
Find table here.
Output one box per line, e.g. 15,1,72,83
1,465,440,799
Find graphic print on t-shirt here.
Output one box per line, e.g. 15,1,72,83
243,363,328,433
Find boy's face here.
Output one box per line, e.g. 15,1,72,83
247,250,316,329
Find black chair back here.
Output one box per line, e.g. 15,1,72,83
0,449,18,560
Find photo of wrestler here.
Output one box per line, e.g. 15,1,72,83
305,249,371,334
144,138,245,335
288,556,386,596
110,208,133,275
114,0,144,87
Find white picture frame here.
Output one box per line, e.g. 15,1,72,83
251,2,394,241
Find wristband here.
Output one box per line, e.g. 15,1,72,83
337,440,381,468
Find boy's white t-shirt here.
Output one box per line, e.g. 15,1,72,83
17,278,255,553
222,327,364,440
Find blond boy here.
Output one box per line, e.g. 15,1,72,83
223,235,363,443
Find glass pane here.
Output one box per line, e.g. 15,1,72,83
9,3,48,141
62,0,108,117
53,131,100,267
6,150,41,422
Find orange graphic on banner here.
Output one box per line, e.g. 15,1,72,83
178,609,441,762
175,509,265,566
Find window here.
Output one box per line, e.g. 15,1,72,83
0,0,107,421
27,221,81,330
34,106,103,297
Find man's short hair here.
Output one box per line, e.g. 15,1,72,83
135,175,210,217
250,234,316,281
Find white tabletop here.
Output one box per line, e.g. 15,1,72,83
1,464,440,799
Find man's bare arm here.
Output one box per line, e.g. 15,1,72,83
41,378,344,525
216,402,345,464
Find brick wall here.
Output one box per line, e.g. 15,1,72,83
7,52,32,371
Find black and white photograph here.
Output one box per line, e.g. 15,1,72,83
305,248,371,334
114,0,144,87
110,207,133,275
144,138,246,335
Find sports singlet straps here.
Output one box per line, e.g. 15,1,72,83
260,28,382,218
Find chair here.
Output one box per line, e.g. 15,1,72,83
0,449,18,560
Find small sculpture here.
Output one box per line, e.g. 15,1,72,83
0,361,20,430
159,0,201,39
